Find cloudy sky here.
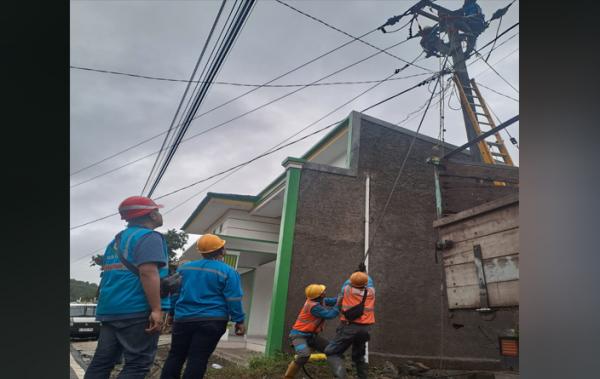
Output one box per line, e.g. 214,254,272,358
70,0,519,284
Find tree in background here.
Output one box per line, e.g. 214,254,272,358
163,229,189,272
70,279,99,302
90,229,189,271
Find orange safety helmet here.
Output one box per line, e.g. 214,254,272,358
196,234,226,254
349,272,369,288
118,196,163,221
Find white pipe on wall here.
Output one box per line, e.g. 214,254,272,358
364,175,370,363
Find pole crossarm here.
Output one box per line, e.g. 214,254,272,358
441,115,519,161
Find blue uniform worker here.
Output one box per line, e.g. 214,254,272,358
161,234,245,379
85,196,169,379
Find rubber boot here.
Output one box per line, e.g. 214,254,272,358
283,361,301,379
327,355,346,379
355,360,369,379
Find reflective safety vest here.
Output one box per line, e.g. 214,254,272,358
96,226,170,318
292,300,325,334
339,285,375,325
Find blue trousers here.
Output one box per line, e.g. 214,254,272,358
160,320,227,379
84,317,159,379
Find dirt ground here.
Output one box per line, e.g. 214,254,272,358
137,345,470,379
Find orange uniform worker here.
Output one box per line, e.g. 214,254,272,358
284,284,339,378
324,271,375,379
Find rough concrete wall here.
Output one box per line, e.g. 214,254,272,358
284,116,518,370
284,167,365,346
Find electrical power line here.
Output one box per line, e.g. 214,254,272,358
72,23,518,254
141,0,230,195
70,68,444,264
70,25,384,178
274,0,433,73
71,22,517,190
399,40,519,129
473,48,519,94
476,81,518,103
70,68,445,232
146,0,257,197
69,65,431,88
70,35,418,190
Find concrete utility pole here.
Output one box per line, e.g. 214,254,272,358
383,0,486,162
447,27,484,162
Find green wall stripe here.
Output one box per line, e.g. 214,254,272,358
265,166,301,355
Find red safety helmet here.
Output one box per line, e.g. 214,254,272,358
118,196,163,221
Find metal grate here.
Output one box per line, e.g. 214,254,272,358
223,254,238,269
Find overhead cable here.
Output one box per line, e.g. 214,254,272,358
472,48,519,94
69,65,431,89
70,35,418,190
71,24,516,189
274,0,432,73
70,25,383,178
70,67,445,231
146,0,257,197
141,0,229,195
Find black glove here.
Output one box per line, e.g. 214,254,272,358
357,262,367,272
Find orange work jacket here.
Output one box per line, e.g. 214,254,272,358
339,285,375,325
292,300,325,333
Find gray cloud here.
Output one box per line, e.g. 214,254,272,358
71,0,519,283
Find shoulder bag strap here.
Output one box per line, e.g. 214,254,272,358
114,230,146,276
360,287,369,305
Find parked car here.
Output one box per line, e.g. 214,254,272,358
70,302,100,339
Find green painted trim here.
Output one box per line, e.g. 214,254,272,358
216,234,278,245
427,157,443,218
282,156,307,166
301,118,349,161
227,247,278,255
181,192,257,230
253,180,286,211
345,115,353,168
256,173,286,201
265,167,301,356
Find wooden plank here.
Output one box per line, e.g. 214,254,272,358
483,255,519,283
446,280,519,309
447,284,480,309
439,176,519,187
445,263,478,288
441,188,518,216
441,159,519,181
488,280,519,307
472,244,490,308
444,254,518,286
434,193,518,227
437,205,519,243
443,228,519,265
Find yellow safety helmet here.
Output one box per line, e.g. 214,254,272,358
350,272,369,288
196,234,226,254
305,284,326,300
